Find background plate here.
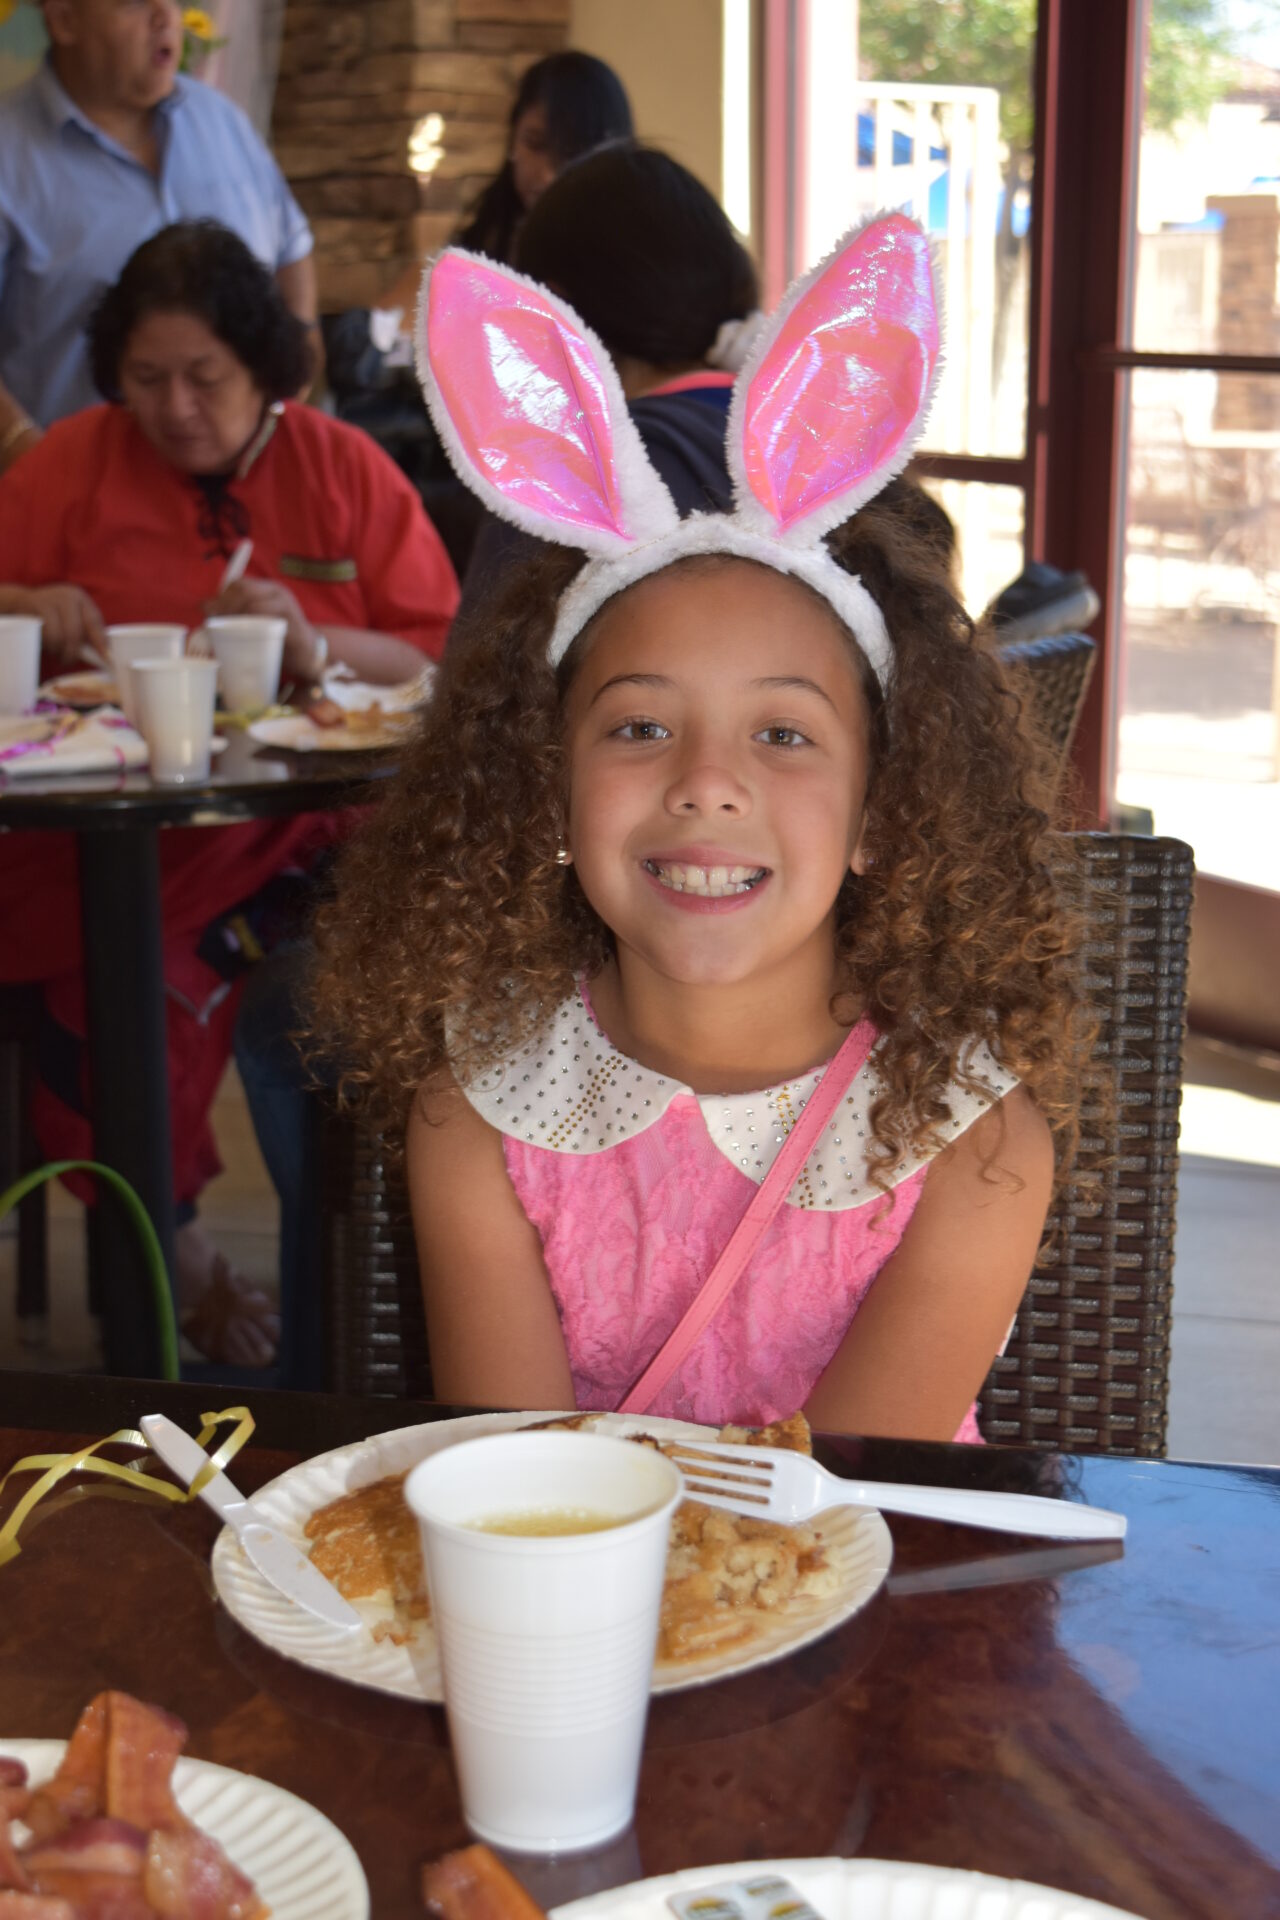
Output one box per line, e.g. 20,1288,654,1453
211,1411,893,1702
550,1857,1141,1920
3,1739,369,1920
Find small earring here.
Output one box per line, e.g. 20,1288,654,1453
555,843,572,867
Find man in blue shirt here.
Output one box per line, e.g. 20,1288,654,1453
0,0,316,460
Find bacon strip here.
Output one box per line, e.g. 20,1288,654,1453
101,1698,187,1836
21,1820,147,1882
422,1845,549,1920
21,1699,108,1844
144,1829,268,1920
13,1870,153,1919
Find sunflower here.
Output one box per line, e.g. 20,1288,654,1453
182,8,218,39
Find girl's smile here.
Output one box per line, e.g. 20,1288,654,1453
565,558,874,1024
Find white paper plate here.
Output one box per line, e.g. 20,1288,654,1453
248,712,414,752
550,1857,1142,1920
211,1412,892,1702
41,670,119,708
4,1739,369,1920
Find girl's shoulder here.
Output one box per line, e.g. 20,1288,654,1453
451,991,1020,1213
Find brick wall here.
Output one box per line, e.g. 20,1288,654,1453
1207,193,1280,430
272,0,570,312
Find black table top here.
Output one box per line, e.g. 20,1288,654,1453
0,725,397,831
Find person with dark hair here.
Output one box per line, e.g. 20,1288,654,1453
0,220,458,1369
0,0,318,462
454,50,634,264
450,143,761,638
3,220,456,680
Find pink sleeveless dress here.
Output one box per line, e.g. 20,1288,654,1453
461,989,1018,1437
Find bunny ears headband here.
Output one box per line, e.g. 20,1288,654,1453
416,210,941,693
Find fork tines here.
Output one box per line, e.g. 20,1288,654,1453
666,1444,777,1508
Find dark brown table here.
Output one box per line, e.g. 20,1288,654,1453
0,732,395,1375
1,1373,1276,1919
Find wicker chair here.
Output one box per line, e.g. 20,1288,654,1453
977,835,1193,1454
321,833,1192,1455
997,630,1097,765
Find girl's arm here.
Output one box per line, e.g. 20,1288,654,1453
406,1077,577,1411
804,1086,1054,1442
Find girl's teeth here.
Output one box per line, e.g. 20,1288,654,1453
649,862,765,897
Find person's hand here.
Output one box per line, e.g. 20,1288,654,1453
10,585,107,665
206,576,326,683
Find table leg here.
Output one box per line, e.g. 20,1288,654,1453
78,828,176,1376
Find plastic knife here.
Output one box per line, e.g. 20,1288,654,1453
141,1413,362,1632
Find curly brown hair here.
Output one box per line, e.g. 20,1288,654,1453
310,481,1093,1182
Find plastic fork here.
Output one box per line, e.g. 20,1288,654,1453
665,1440,1127,1540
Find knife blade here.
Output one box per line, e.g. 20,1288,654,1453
141,1414,361,1632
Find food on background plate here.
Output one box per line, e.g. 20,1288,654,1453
305,1412,839,1660
41,673,119,711
304,696,414,741
0,1692,267,1919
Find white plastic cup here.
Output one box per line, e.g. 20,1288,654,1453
106,624,187,726
0,616,41,714
405,1432,682,1854
202,616,286,714
131,657,219,784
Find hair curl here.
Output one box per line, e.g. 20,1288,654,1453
311,482,1093,1185
89,220,310,404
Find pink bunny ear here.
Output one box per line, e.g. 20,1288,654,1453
729,211,941,544
416,250,678,557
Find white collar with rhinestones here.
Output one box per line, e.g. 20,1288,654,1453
456,989,1018,1213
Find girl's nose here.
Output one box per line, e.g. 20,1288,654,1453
664,751,752,817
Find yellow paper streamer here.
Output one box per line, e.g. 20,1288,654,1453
0,1407,255,1570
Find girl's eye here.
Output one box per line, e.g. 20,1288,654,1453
756,725,810,749
613,719,671,742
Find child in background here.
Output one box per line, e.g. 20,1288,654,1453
313,214,1091,1442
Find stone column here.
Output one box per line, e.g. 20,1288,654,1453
272,0,569,311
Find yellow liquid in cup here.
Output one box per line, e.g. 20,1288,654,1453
470,1508,623,1537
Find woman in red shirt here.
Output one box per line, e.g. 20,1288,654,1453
0,221,458,1365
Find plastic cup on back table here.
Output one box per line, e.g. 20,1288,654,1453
0,617,41,714
130,656,219,784
404,1431,682,1854
201,616,286,714
106,624,187,726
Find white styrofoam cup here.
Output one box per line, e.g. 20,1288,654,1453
106,624,187,726
131,656,219,783
405,1432,682,1855
202,616,286,713
0,616,41,713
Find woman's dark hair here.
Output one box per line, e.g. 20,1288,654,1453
515,144,758,368
454,50,634,263
89,220,310,403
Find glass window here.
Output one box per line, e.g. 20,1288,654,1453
919,478,1025,622
1116,368,1280,887
1134,1,1280,357
856,3,1036,458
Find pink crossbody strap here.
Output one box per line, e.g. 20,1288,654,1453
618,1018,878,1415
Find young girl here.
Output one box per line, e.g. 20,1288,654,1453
313,214,1089,1443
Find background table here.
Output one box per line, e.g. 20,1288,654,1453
0,733,396,1374
1,1374,1276,1920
